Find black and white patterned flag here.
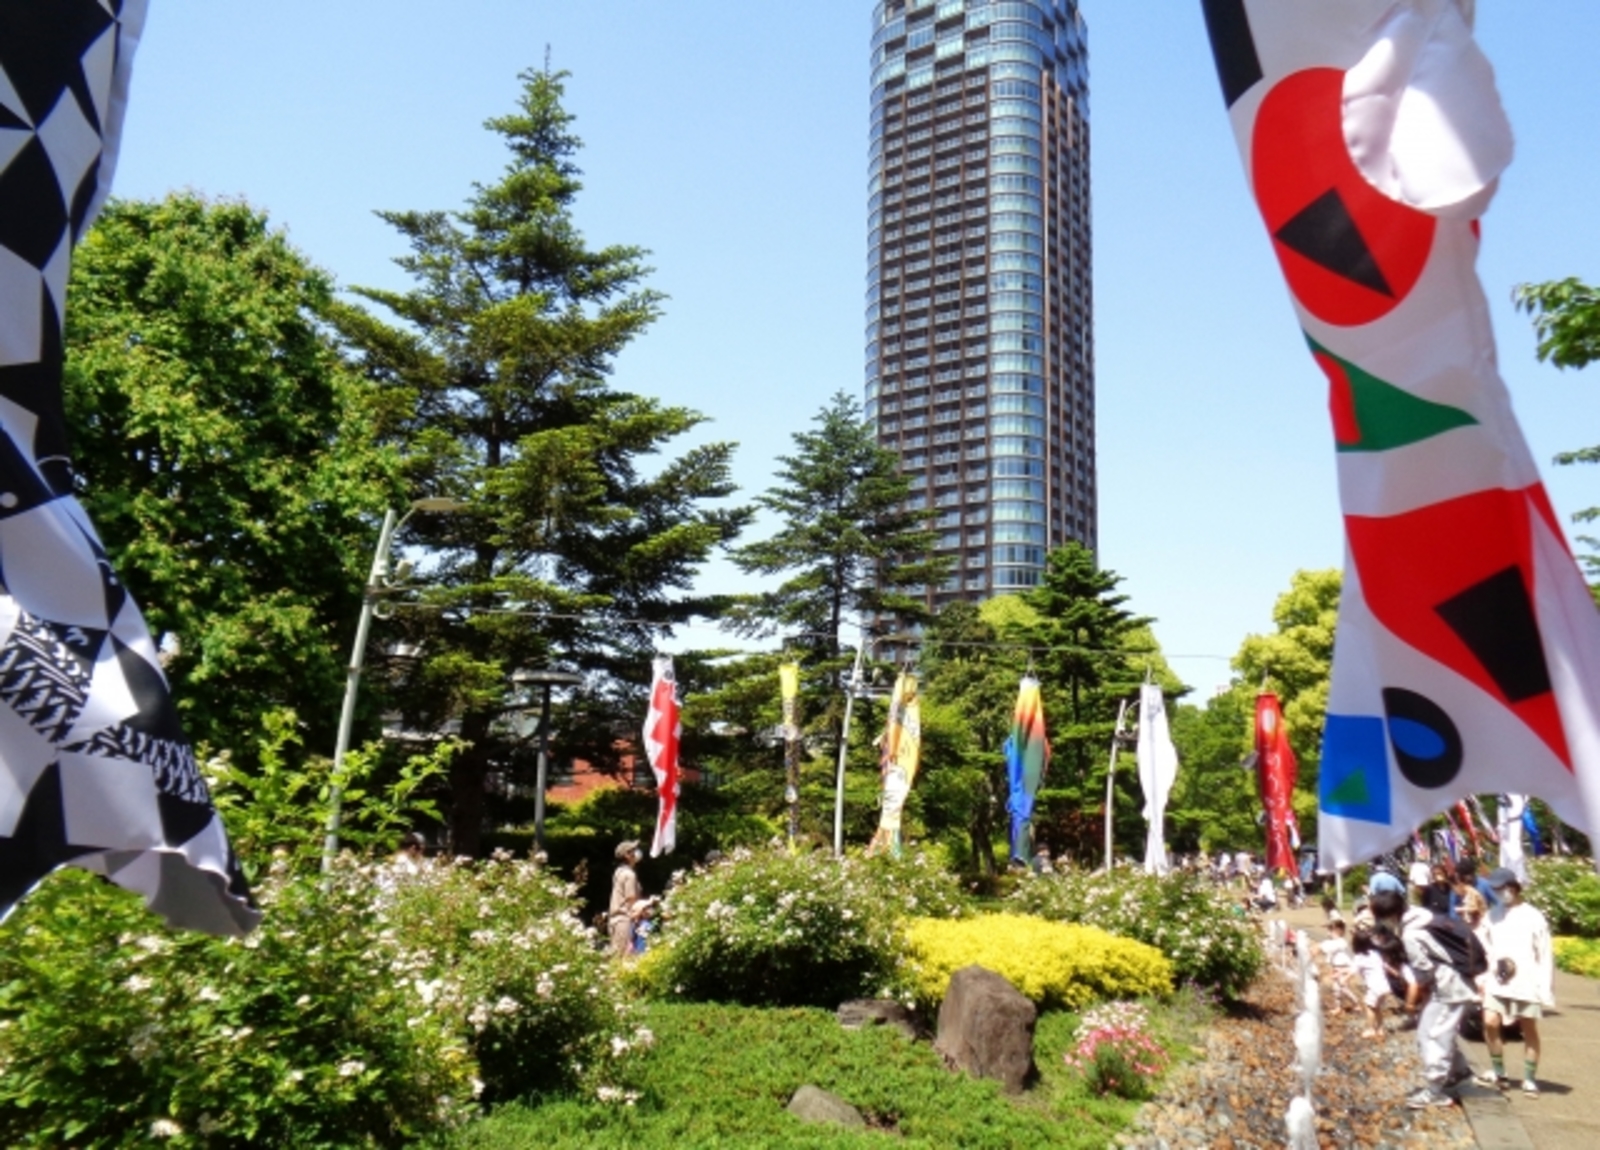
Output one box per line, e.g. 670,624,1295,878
0,0,257,934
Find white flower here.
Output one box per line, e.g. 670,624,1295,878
295,994,312,1007
285,1069,305,1085
129,1024,160,1062
196,986,222,1003
338,1059,366,1078
471,1076,485,1099
149,1118,183,1138
493,996,520,1016
123,974,153,993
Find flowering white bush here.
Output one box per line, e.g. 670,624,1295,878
1010,866,1263,998
0,851,645,1146
646,846,956,1007
0,865,476,1148
381,850,645,1102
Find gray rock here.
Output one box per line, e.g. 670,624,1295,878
837,997,919,1040
934,965,1038,1093
786,1084,866,1129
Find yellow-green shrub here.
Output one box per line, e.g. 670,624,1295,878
1554,936,1600,979
902,913,1173,1011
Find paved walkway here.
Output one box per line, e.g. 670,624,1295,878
1283,905,1600,1149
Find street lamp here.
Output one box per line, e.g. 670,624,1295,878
512,668,584,854
322,497,468,873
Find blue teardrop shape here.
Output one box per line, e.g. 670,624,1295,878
1388,716,1446,761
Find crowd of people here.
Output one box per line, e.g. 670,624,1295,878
1307,857,1554,1110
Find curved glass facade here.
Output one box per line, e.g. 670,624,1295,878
868,0,1093,604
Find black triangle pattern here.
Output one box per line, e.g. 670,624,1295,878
0,1,255,935
1274,188,1395,298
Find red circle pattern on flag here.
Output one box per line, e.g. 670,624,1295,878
1251,68,1437,327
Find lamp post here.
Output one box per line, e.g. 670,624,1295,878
322,497,466,874
513,668,584,854
1102,697,1138,874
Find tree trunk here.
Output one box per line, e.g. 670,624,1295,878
449,712,494,856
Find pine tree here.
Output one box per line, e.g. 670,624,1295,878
732,391,948,659
338,68,750,853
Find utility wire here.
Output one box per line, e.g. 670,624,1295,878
382,601,1237,661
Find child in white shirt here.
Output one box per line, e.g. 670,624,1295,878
1318,918,1358,1014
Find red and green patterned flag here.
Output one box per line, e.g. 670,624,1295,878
1202,0,1600,866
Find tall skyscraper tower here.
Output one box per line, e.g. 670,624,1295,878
865,0,1093,605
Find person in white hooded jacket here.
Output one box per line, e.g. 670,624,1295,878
1475,867,1554,1097
1370,889,1478,1109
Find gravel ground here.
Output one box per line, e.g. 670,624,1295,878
1117,965,1479,1149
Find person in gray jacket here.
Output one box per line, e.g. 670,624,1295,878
1370,889,1478,1109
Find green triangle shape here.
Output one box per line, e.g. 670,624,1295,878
1309,336,1477,453
1324,764,1371,808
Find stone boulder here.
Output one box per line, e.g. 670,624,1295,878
837,997,920,1040
934,965,1037,1093
786,1084,866,1128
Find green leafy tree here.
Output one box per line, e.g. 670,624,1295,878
1166,688,1260,853
63,194,403,762
1166,568,1339,853
1515,277,1600,590
338,68,750,854
920,601,1028,874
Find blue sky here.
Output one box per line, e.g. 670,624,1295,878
112,2,1600,695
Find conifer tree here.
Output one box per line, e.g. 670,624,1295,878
338,69,750,853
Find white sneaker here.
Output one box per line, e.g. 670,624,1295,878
1406,1087,1454,1110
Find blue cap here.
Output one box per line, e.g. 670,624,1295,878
1367,871,1406,896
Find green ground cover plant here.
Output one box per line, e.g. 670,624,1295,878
1008,866,1263,998
446,1001,1153,1149
902,914,1173,1011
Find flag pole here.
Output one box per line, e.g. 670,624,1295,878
1103,696,1130,873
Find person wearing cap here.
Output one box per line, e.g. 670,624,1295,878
1368,869,1406,898
608,840,645,959
1370,888,1479,1109
1475,867,1553,1096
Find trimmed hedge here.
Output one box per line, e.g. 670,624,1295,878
902,913,1173,1011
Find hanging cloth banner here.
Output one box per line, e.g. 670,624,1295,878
644,657,681,857
1521,801,1545,858
869,673,921,856
1201,0,1600,867
1254,692,1299,875
1454,799,1482,858
0,0,257,936
778,662,801,840
1004,675,1050,864
1136,683,1179,875
778,663,800,741
1497,793,1528,880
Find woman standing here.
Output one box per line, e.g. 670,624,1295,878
1476,868,1554,1096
